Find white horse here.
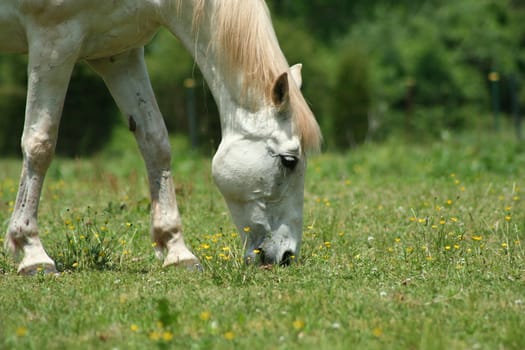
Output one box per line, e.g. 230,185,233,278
1,0,321,274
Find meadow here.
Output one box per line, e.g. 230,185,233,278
1,128,524,350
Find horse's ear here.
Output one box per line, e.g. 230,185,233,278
272,72,290,109
290,63,303,89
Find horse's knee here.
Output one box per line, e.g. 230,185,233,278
156,136,172,164
141,130,172,167
21,130,56,172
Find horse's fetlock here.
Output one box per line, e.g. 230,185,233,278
7,220,38,242
152,221,182,244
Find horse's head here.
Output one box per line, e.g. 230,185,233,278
212,64,312,265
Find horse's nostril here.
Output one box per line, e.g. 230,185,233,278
259,249,279,265
259,248,270,265
254,249,294,266
280,250,294,266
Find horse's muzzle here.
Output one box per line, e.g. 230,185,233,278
245,248,295,266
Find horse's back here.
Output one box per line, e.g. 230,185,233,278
0,0,161,59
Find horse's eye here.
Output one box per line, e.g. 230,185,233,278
279,155,298,170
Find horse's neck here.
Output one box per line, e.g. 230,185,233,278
161,1,258,134
163,3,227,99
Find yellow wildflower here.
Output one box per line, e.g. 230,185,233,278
223,331,235,340
372,327,383,337
149,331,160,341
16,327,28,337
162,331,174,342
223,253,232,261
292,319,305,330
200,311,211,321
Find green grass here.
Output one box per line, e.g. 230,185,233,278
1,128,524,349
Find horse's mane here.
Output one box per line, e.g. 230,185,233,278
179,0,321,153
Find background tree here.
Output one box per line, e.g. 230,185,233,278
0,0,524,155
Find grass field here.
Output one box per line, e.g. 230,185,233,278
1,128,524,349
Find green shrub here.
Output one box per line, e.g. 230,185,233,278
330,45,372,148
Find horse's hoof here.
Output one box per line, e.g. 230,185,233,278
18,263,58,276
163,256,202,272
188,263,203,272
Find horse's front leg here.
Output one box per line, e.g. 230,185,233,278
6,32,79,274
87,48,200,270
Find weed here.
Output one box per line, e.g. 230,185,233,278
54,208,137,271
